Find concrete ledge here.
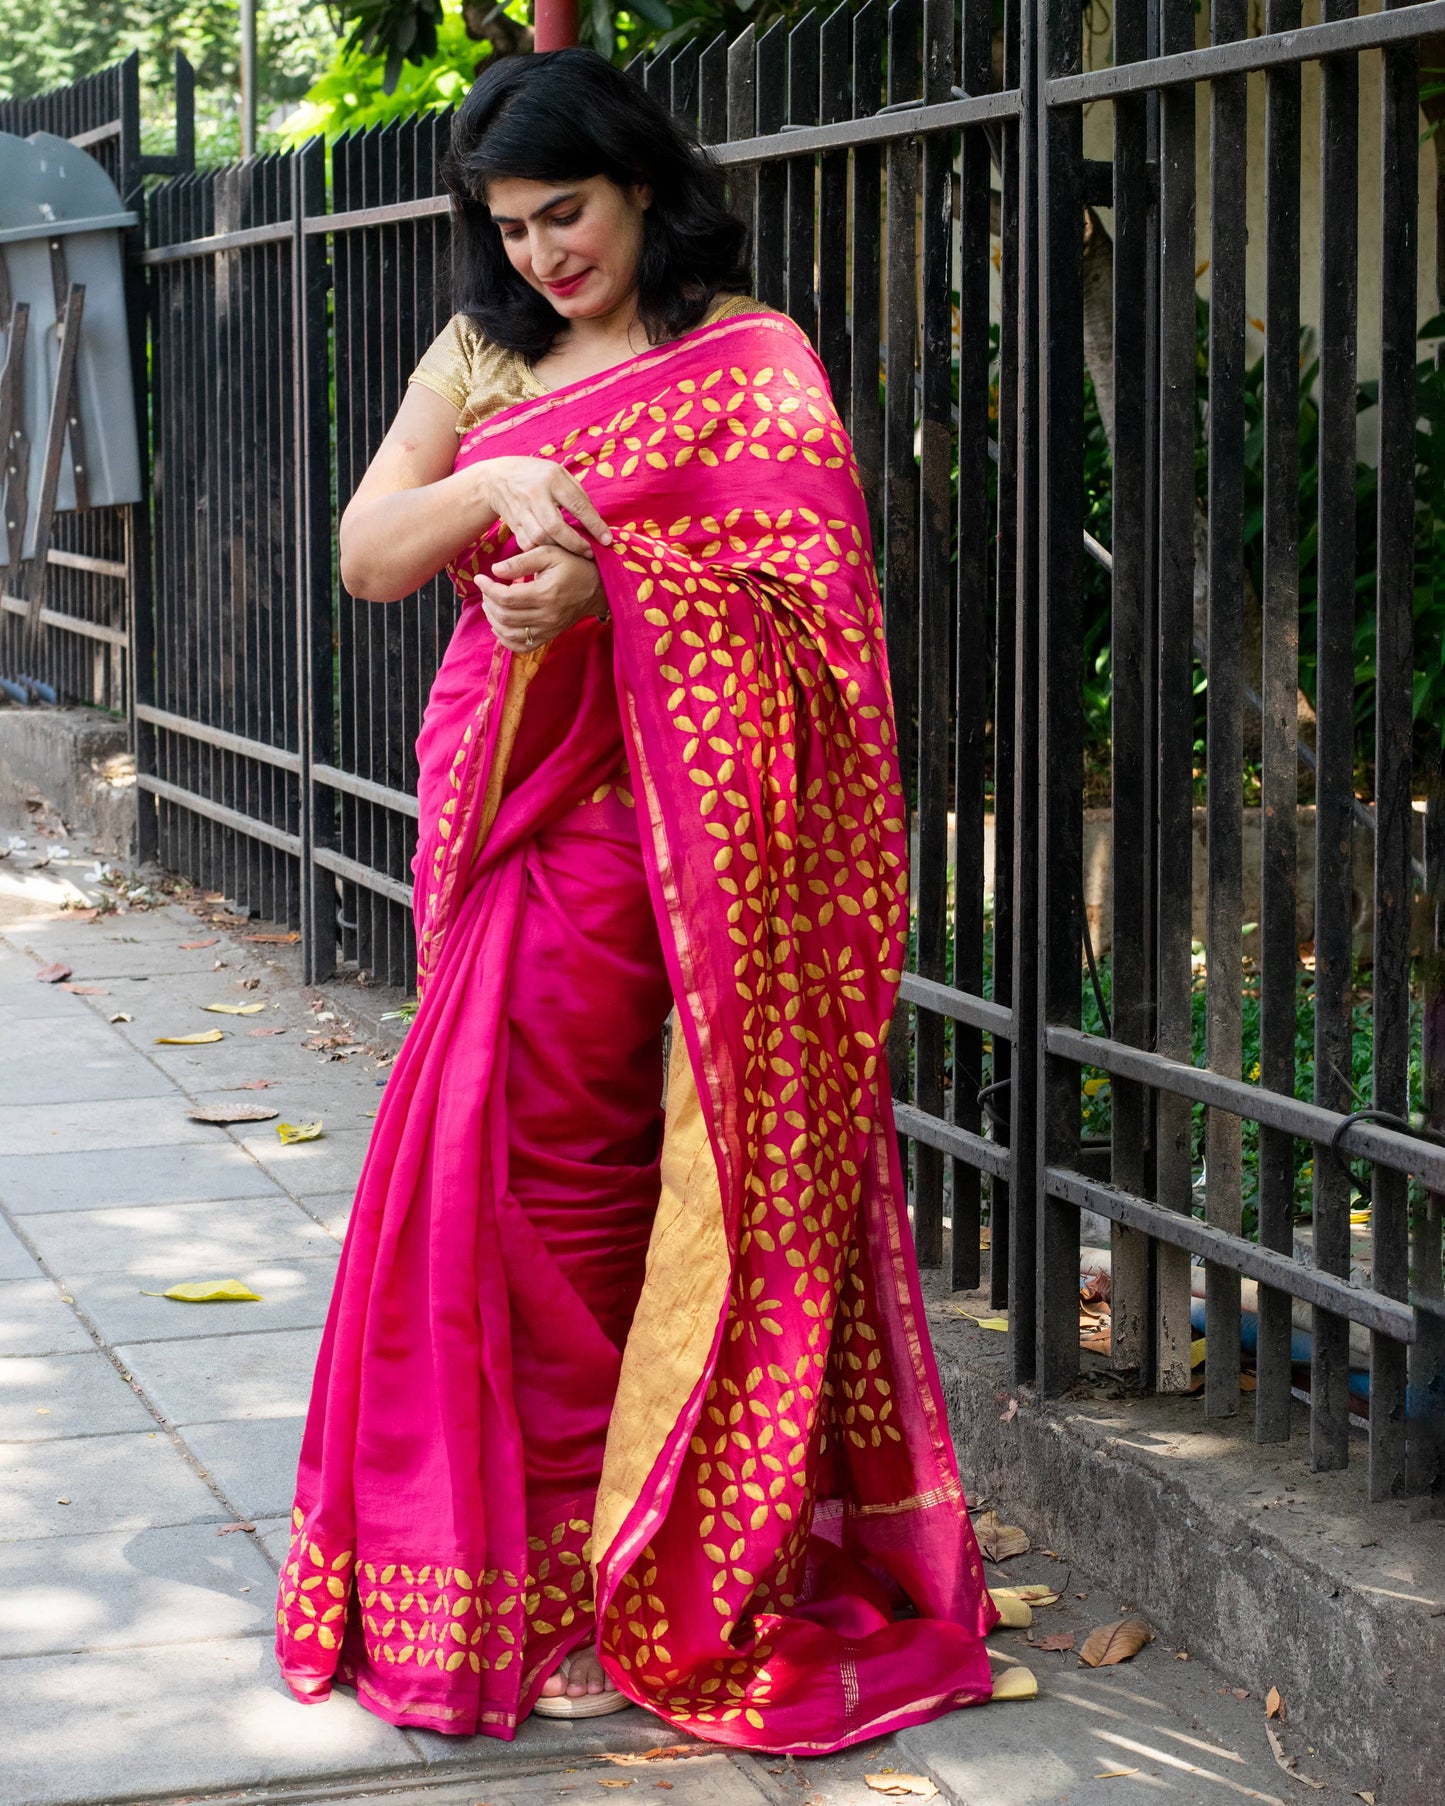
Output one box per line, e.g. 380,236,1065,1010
926,1286,1445,1803
0,704,135,856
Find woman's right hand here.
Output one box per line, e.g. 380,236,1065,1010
475,457,613,559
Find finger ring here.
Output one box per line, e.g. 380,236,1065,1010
525,626,535,650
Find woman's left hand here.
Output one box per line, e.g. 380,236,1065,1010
476,545,608,653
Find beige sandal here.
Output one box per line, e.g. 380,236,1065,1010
532,1654,634,1719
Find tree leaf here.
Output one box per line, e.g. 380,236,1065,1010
1265,1685,1285,1721
250,1026,287,1037
277,1120,324,1144
34,962,72,983
202,1002,266,1015
1031,1633,1075,1652
863,1778,937,1799
1078,1617,1154,1667
140,1279,262,1303
60,983,109,995
974,1510,1031,1561
155,1029,225,1045
179,938,218,950
188,1105,279,1124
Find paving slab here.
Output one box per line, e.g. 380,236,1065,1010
0,1216,40,1279
304,1753,769,1806
117,1325,322,1425
0,1140,285,1213
0,1349,157,1441
0,1636,419,1806
12,919,267,981
296,1188,355,1241
0,1277,100,1357
0,1426,225,1539
67,1255,338,1347
0,978,92,1023
0,1047,176,1108
23,1194,338,1278
179,1416,307,1521
0,1094,216,1157
0,1519,279,1656
239,1125,375,1197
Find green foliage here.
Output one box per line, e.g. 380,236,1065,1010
0,0,338,166
278,0,491,141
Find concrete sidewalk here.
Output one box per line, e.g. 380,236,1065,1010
0,799,1366,1806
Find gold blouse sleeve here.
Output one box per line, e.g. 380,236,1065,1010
409,314,475,415
409,314,542,436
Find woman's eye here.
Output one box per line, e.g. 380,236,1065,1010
551,211,581,228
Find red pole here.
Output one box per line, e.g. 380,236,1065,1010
533,0,579,51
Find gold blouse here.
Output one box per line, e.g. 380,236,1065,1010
408,293,768,436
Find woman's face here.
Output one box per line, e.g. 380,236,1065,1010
487,174,651,325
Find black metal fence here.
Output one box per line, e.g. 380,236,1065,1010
8,0,1445,1498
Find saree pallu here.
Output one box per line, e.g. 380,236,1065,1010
277,309,998,1753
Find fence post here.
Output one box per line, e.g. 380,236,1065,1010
291,143,334,984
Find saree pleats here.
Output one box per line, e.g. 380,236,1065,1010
277,311,997,1753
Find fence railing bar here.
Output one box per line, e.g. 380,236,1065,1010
312,761,421,819
1048,1023,1445,1190
711,86,1022,165
46,547,128,579
313,842,415,910
1045,1166,1419,1342
894,1101,1012,1178
0,592,127,646
1050,1,1445,105
141,219,292,264
311,194,451,236
135,771,302,857
134,701,302,773
900,970,1014,1038
69,119,121,148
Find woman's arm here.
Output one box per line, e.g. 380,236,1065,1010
339,385,613,604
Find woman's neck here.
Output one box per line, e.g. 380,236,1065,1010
534,293,649,385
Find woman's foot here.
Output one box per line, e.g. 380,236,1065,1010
532,1650,633,1718
540,1650,613,1700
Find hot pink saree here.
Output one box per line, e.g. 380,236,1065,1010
277,308,998,1752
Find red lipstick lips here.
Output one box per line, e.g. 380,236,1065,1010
544,270,589,297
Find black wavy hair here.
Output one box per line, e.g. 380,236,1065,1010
441,48,751,363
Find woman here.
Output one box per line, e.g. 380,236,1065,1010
276,47,1031,1751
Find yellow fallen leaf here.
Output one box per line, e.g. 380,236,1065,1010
139,1279,262,1303
1191,1336,1207,1368
597,1784,635,1790
277,1120,324,1144
991,1665,1037,1701
1094,1771,1138,1781
202,1001,266,1015
863,1777,937,1799
996,1584,1061,1606
155,1029,225,1045
1078,1617,1154,1667
971,1316,1010,1331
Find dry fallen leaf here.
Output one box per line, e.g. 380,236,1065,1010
999,1397,1019,1423
1031,1633,1075,1652
109,1011,133,1023
1080,1328,1113,1355
249,1026,287,1037
1231,1687,1251,1701
139,1279,263,1303
155,1029,226,1045
1093,1772,1138,1782
239,1079,273,1089
188,1105,279,1125
974,1510,1031,1562
863,1777,938,1800
1265,1685,1285,1721
1356,1792,1377,1803
179,937,219,950
1078,1617,1154,1668
216,1521,257,1535
60,983,109,995
597,1783,635,1790
245,931,300,944
1265,1720,1324,1789
993,1584,1060,1606
34,962,73,984
277,1120,324,1144
203,1001,266,1016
